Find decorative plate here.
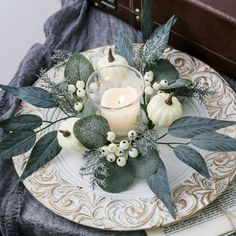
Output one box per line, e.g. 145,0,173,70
13,46,236,231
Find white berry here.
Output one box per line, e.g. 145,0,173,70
76,88,86,98
153,82,160,90
68,84,76,94
115,148,124,157
159,80,169,87
107,131,116,142
145,86,154,95
145,81,151,87
119,140,130,150
74,102,83,111
89,82,98,92
129,148,139,158
106,153,116,162
101,146,109,156
108,143,117,153
128,130,138,140
76,80,85,89
144,71,154,82
116,156,127,167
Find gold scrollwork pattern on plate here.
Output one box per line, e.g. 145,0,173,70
13,46,236,230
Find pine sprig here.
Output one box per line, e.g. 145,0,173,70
38,69,76,116
80,150,108,189
161,81,216,102
134,45,146,74
51,50,71,69
134,129,160,151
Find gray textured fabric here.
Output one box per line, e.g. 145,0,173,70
0,1,235,236
0,0,145,235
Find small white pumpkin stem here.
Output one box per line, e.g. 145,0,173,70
59,130,71,137
108,48,115,62
165,93,174,105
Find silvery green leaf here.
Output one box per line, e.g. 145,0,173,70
141,0,153,41
191,132,236,152
129,146,160,178
114,30,134,65
0,114,42,132
147,159,175,218
95,160,135,193
20,131,61,180
141,15,177,63
0,130,36,160
64,53,94,84
0,84,58,108
145,59,179,83
174,145,209,178
169,116,236,138
73,115,110,149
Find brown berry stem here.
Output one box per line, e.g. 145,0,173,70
165,93,174,105
108,48,115,62
59,130,71,137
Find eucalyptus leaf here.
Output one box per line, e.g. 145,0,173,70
191,132,236,152
146,59,179,83
0,114,42,132
76,100,97,118
114,30,134,65
64,53,94,84
20,131,61,180
73,115,110,149
129,146,160,178
147,159,175,218
174,145,209,178
95,160,135,193
160,79,192,90
169,116,236,138
0,84,58,108
141,0,153,41
142,15,177,63
0,130,36,160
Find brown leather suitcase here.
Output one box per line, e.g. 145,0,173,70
89,0,236,77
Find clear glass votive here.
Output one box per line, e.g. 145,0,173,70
86,64,145,137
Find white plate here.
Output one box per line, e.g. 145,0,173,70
13,46,236,231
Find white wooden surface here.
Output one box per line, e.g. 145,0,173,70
0,0,60,85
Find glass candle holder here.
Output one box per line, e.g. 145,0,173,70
86,65,145,137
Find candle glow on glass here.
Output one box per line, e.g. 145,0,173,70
100,86,140,136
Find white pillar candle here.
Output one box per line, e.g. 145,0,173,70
100,86,140,136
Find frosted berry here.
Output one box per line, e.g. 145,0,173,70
106,153,116,162
107,131,116,142
101,146,109,156
153,82,160,90
145,86,154,95
76,88,86,98
159,80,169,87
129,148,139,158
116,156,127,167
115,148,124,157
67,84,76,94
119,140,129,150
144,71,154,82
74,102,83,112
128,130,137,140
108,143,117,153
76,80,85,89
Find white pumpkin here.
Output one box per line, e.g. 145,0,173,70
96,48,129,81
57,117,85,152
147,92,182,127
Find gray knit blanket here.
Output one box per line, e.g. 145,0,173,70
0,1,235,235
